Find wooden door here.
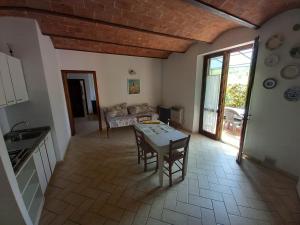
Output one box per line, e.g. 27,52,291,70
237,38,259,163
67,79,85,117
200,53,227,139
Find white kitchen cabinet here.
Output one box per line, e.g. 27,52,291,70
44,133,56,173
6,55,28,103
0,72,6,107
32,148,47,193
39,142,51,183
0,52,16,105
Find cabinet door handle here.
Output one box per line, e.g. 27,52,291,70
7,100,15,103
17,98,23,101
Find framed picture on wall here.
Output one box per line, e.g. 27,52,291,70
128,79,140,94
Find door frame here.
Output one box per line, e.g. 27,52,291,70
199,43,255,142
61,70,102,136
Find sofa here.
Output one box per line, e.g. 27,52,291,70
103,103,159,137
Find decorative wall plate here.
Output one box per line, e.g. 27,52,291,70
284,87,300,101
264,54,279,67
290,45,300,59
280,65,300,79
265,34,284,50
263,78,277,89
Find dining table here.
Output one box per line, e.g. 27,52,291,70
134,121,189,186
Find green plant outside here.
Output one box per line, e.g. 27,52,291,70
225,84,247,108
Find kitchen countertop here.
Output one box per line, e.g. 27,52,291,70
4,126,51,174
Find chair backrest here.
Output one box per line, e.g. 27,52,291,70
168,135,191,160
133,126,146,149
224,108,240,122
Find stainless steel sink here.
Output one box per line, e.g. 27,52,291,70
17,131,42,140
5,130,43,152
6,131,42,142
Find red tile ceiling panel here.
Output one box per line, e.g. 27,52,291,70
0,8,193,53
0,0,239,42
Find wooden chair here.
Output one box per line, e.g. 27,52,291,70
163,135,191,186
133,127,158,171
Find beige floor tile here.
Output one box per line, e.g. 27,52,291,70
239,206,273,221
187,216,203,225
199,189,223,201
162,209,188,225
222,193,240,216
133,203,151,225
119,210,136,225
63,220,80,225
63,192,87,206
78,212,106,225
212,200,230,225
45,199,69,214
201,208,216,225
39,210,57,225
228,214,258,225
38,127,300,225
188,194,213,209
147,218,172,225
175,201,202,218
98,204,124,221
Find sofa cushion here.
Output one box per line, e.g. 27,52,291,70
128,103,154,114
106,103,128,118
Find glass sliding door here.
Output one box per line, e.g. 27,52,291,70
200,54,225,138
199,42,258,164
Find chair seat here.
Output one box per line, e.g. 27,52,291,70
164,150,184,162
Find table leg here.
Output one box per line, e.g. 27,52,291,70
183,147,189,177
158,152,164,187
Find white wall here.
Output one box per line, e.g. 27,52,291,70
162,28,257,131
243,9,300,176
68,73,95,114
37,30,71,161
0,17,70,161
0,109,10,133
56,50,163,108
162,9,300,177
0,17,53,130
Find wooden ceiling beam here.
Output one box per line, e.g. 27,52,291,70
187,0,259,29
48,34,181,53
51,36,171,59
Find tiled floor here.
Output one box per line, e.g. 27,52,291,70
40,127,300,225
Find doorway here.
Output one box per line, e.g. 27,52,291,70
200,40,258,161
61,70,102,136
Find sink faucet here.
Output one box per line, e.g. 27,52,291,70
10,121,29,133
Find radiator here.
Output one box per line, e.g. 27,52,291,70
170,107,184,126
